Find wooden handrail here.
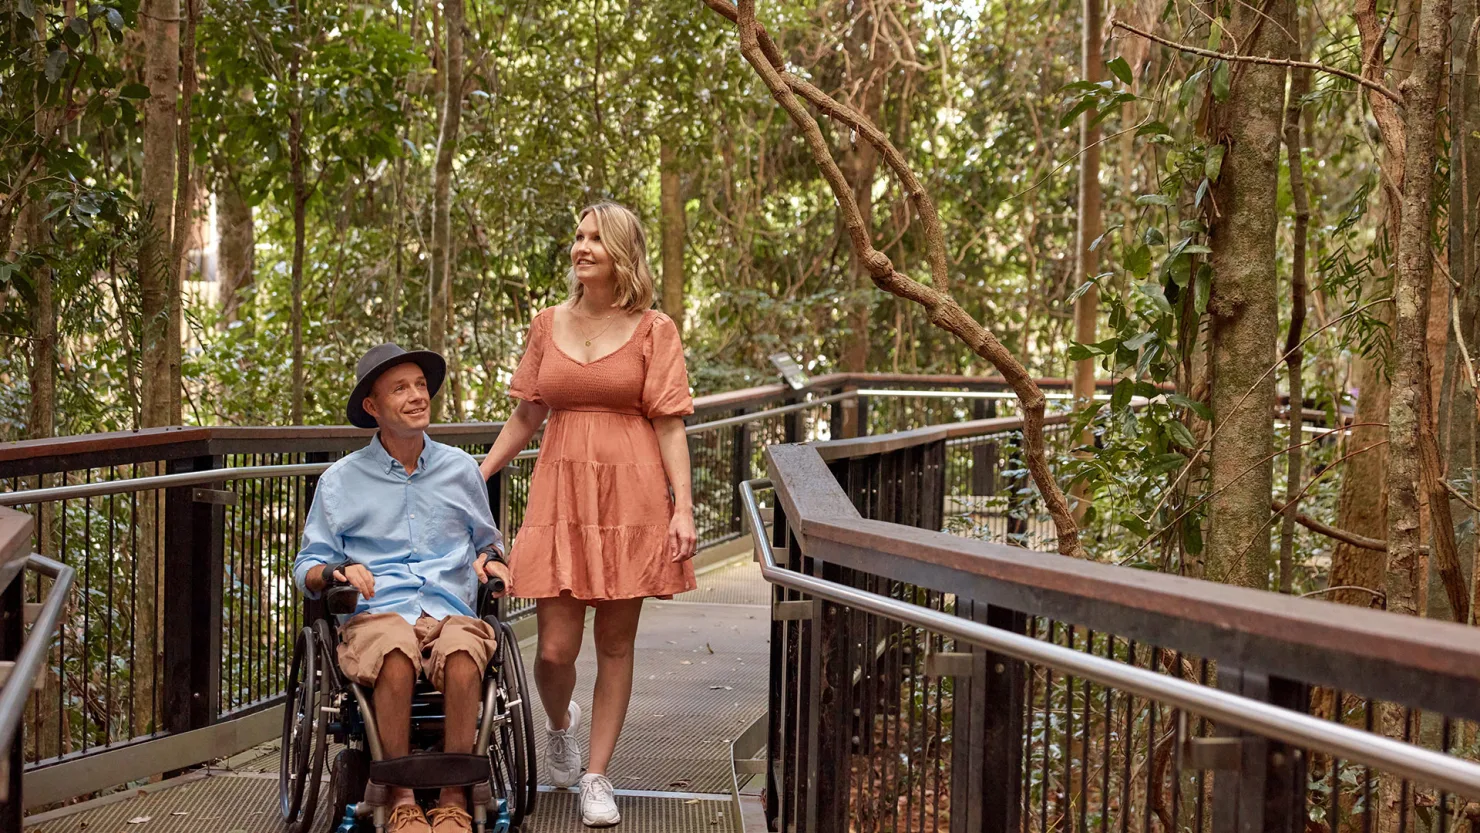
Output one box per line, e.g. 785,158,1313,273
0,373,1109,470
764,441,1480,723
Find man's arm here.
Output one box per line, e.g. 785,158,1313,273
464,461,510,591
294,481,341,599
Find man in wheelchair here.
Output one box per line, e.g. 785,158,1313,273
292,344,516,833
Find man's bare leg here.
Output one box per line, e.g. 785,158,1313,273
375,651,418,806
438,652,481,808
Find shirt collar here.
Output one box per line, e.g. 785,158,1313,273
369,432,432,475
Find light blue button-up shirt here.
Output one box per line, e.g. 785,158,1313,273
293,433,504,623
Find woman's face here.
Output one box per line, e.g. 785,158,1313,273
571,212,614,288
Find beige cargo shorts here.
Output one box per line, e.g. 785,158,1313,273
336,612,498,690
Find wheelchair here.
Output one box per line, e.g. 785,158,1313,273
278,569,538,833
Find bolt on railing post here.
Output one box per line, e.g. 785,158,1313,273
161,454,224,745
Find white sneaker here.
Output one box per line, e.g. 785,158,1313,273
578,773,621,827
544,700,583,788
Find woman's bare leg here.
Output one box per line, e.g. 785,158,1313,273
587,597,644,775
534,594,587,729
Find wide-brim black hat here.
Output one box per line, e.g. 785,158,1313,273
346,343,447,429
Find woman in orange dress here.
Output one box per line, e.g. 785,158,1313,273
478,201,696,827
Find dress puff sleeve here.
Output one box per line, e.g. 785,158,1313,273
507,310,547,404
641,312,694,419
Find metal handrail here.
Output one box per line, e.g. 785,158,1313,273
0,391,871,507
0,554,74,801
739,478,1480,798
684,390,854,435
854,387,1102,402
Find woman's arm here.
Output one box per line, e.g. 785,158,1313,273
652,416,697,562
479,400,551,481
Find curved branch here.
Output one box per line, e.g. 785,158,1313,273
1112,20,1404,105
1271,499,1387,551
711,0,1084,557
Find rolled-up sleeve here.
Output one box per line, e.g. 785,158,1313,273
294,481,340,600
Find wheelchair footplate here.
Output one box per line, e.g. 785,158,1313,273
346,753,513,833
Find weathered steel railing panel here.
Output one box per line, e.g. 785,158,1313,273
758,425,1480,833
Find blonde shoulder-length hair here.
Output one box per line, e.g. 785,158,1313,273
568,201,656,314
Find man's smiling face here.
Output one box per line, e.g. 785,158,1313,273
364,361,432,434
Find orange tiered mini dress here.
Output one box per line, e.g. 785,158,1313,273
506,308,697,601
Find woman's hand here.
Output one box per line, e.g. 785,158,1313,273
667,507,697,563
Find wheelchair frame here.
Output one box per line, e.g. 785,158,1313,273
279,578,538,833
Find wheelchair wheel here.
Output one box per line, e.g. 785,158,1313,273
329,747,370,832
488,619,536,826
280,626,331,832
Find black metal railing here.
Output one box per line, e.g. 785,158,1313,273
0,372,1099,809
0,508,73,833
755,425,1480,833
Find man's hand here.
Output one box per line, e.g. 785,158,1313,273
326,563,375,599
474,552,511,597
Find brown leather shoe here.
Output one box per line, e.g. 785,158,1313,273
427,805,473,833
386,803,433,833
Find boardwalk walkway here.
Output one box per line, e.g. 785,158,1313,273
24,553,770,833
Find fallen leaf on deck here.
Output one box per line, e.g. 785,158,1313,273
680,660,691,665
668,779,691,788
685,799,700,805
170,811,188,816
126,817,150,825
705,643,714,654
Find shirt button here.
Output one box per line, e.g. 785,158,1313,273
410,513,416,519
